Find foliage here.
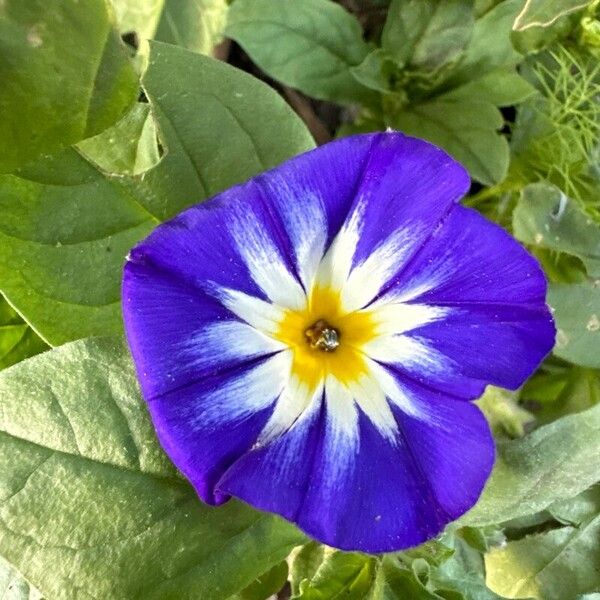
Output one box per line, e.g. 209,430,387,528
1,0,600,597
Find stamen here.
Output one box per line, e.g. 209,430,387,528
305,319,340,352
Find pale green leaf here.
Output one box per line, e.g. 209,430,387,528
225,0,374,105
77,103,162,176
476,387,534,438
548,485,600,526
0,556,42,600
0,0,138,173
548,282,600,369
0,337,305,599
111,0,228,54
485,514,600,600
462,403,600,526
0,297,47,371
513,183,600,278
382,0,474,72
294,549,377,599
513,0,591,31
229,562,289,600
0,43,314,345
391,99,509,185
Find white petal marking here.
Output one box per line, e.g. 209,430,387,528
258,374,323,445
229,205,306,309
192,351,292,428
342,225,422,312
215,287,285,335
364,334,451,377
180,320,286,370
261,177,328,290
314,202,363,291
346,372,398,441
369,302,451,335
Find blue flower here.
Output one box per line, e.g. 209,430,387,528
122,132,555,552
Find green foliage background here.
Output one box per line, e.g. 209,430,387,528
0,0,599,598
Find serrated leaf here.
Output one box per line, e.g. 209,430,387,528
548,282,600,369
461,404,600,527
0,337,305,599
513,0,591,31
0,43,314,345
225,0,374,105
0,297,47,371
391,99,509,185
382,0,474,72
0,0,138,174
513,183,600,278
485,514,600,600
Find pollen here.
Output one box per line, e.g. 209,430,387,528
275,286,378,390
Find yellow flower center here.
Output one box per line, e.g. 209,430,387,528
275,286,378,391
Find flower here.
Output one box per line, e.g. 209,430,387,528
122,132,555,552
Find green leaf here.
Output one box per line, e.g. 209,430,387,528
294,549,377,599
290,542,327,597
446,0,523,88
229,562,289,600
548,485,600,526
521,359,600,423
225,0,374,105
476,387,534,438
0,556,42,600
77,103,162,176
0,43,314,345
461,403,600,527
443,69,537,107
350,49,399,94
513,183,600,278
382,0,474,72
391,99,509,185
155,0,228,55
0,297,47,371
485,514,600,600
548,282,600,369
111,0,228,54
513,0,591,31
0,0,138,174
0,337,305,599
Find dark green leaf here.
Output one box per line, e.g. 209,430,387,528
391,99,509,185
225,0,374,105
0,0,138,173
462,404,600,526
382,0,474,72
513,0,591,31
446,0,523,88
485,514,600,600
443,69,536,106
0,43,314,345
0,337,305,599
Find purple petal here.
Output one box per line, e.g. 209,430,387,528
218,375,493,552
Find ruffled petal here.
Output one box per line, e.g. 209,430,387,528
218,370,493,552
370,207,555,393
